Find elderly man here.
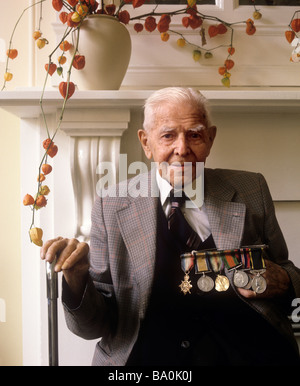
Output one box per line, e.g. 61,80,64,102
41,87,300,366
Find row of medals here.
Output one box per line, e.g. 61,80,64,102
180,251,267,295
196,268,267,294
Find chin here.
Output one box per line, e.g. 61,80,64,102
171,174,194,189
159,162,196,188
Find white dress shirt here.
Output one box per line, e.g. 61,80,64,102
156,170,212,242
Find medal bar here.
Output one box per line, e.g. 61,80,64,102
179,245,268,295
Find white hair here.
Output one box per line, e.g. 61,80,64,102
143,87,212,132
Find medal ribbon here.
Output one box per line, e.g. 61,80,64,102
180,254,195,274
250,247,266,270
194,252,211,274
240,247,251,269
222,249,241,270
209,251,224,273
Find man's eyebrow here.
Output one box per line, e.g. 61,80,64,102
158,126,176,133
189,125,206,132
159,125,206,133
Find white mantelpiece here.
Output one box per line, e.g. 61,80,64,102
1,88,300,365
60,108,130,240
2,88,300,116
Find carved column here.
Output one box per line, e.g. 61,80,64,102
60,108,130,241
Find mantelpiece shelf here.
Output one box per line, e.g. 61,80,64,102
1,88,300,118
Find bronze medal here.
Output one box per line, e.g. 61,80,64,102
209,252,229,292
179,273,193,295
179,253,195,295
215,274,230,292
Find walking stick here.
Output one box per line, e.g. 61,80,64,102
46,259,59,366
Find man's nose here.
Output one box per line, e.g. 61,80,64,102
174,135,190,156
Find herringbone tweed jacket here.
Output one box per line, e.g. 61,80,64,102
63,168,300,366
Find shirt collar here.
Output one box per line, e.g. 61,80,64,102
156,169,204,209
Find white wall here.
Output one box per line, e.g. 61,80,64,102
0,0,29,366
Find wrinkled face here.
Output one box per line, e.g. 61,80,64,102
138,101,216,188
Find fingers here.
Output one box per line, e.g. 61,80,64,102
40,237,89,273
58,241,89,272
54,238,80,272
237,287,257,299
236,261,290,299
40,237,64,261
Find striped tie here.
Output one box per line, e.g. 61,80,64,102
168,190,202,251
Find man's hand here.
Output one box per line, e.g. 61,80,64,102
237,259,291,299
41,237,90,301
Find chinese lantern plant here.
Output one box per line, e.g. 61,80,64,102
2,0,260,91
2,0,260,246
23,138,59,246
127,2,258,88
285,10,300,64
19,1,84,246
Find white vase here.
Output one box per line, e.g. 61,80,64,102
70,15,132,90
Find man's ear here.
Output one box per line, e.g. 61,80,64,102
208,125,217,145
138,129,153,160
204,126,217,159
205,125,217,151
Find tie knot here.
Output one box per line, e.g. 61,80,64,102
170,190,186,208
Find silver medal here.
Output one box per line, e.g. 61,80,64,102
197,274,214,292
233,270,249,288
242,274,253,289
251,274,267,294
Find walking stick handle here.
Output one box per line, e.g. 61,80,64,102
46,258,59,366
46,258,58,300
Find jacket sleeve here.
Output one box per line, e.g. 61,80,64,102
62,196,117,340
258,173,300,299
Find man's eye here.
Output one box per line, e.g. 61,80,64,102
162,134,173,139
189,132,201,139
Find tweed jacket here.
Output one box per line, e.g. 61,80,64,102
63,168,300,366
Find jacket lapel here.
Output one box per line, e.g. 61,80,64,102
116,171,158,317
204,169,246,249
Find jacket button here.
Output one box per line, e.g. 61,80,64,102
181,340,190,349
